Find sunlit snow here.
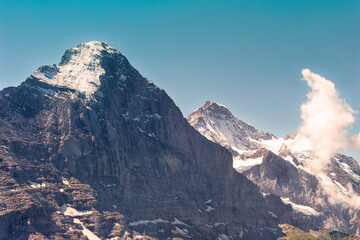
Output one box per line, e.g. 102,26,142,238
33,41,122,97
60,204,93,217
28,180,46,188
281,198,320,216
233,157,263,173
74,218,101,240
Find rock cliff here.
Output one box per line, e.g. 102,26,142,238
0,41,291,239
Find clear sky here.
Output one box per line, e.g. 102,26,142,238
0,0,359,140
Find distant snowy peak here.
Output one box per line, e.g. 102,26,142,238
188,100,275,155
31,41,126,96
189,100,360,233
187,100,233,126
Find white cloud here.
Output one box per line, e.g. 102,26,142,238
298,69,360,208
299,69,356,171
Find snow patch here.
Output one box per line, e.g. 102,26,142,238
150,113,162,119
62,178,70,186
61,204,92,217
205,206,215,212
122,112,130,120
239,229,244,238
338,161,360,183
171,218,189,226
171,226,191,238
129,217,189,228
334,181,347,192
281,198,320,216
318,173,333,186
261,136,312,156
28,180,45,188
137,127,157,140
132,231,142,237
214,222,225,227
233,157,263,173
129,218,167,226
73,218,101,240
217,234,231,240
283,156,298,166
120,74,127,81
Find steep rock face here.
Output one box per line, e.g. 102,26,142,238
188,101,360,235
243,149,360,235
0,41,290,239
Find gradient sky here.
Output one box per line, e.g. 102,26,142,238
1,0,359,142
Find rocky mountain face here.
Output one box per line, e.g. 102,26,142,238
0,41,292,239
188,101,360,235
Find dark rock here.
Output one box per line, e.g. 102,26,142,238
0,41,288,239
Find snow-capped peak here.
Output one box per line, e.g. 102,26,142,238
188,101,275,155
32,41,122,96
188,101,360,232
202,100,233,115
59,41,118,66
188,101,233,124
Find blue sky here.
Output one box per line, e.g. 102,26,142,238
0,0,359,140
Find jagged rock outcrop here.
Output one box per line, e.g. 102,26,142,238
0,41,291,239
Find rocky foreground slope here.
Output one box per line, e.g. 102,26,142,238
0,41,294,239
188,101,360,235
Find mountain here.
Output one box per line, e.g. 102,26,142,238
188,101,360,235
0,41,292,239
188,100,274,158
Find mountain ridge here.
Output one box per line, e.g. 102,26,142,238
0,41,292,239
188,100,360,235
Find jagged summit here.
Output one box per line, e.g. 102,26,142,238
59,41,119,66
202,100,231,111
30,41,129,96
188,100,274,155
203,100,212,108
203,100,233,115
188,100,233,124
